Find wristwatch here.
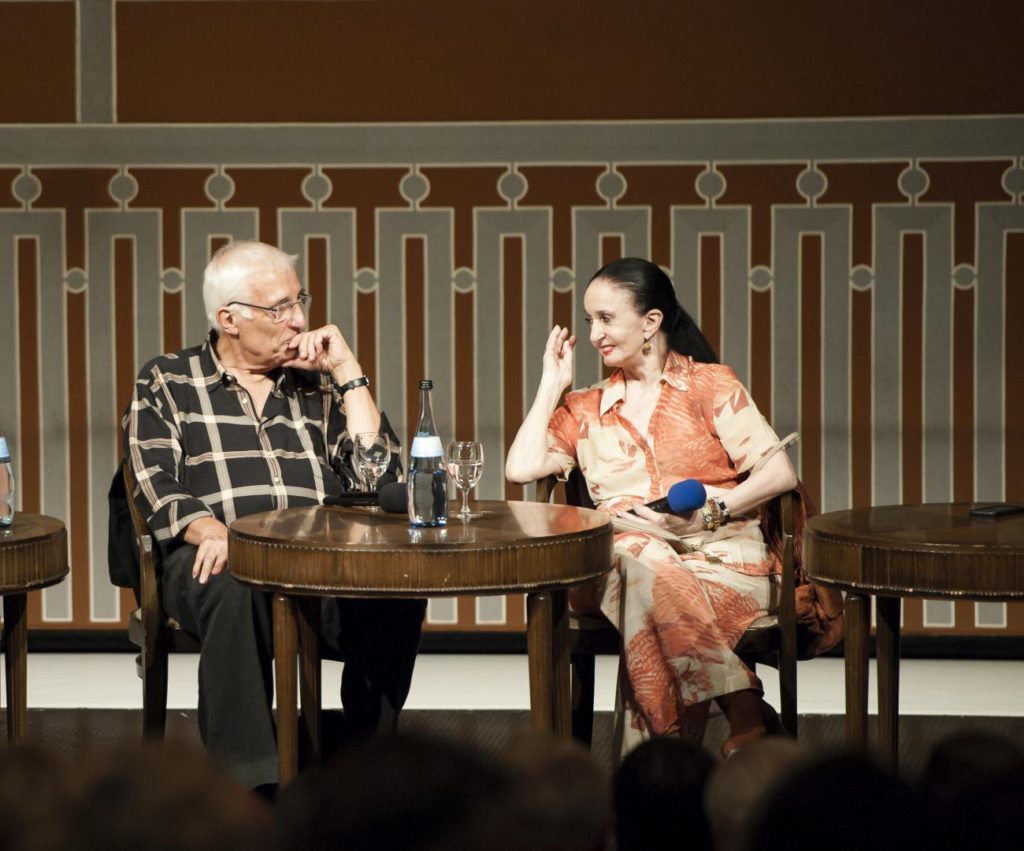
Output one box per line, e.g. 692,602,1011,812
338,375,370,395
701,498,720,532
714,496,731,525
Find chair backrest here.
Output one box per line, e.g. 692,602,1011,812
107,462,140,594
121,460,163,642
534,468,594,508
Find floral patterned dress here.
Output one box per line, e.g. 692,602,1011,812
546,351,783,737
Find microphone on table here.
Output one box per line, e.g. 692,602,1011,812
378,481,407,514
324,473,407,514
634,478,707,515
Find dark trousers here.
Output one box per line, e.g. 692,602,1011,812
160,545,426,788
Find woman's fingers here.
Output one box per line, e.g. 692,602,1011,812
632,504,667,527
546,325,569,353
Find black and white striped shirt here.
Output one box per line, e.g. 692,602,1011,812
125,333,398,557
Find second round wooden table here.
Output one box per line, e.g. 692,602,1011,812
229,500,613,785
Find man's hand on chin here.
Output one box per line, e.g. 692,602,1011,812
281,325,359,377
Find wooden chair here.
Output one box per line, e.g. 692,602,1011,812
535,470,798,753
121,459,346,747
121,459,202,738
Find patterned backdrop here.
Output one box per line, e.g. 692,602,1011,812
1,1,1023,638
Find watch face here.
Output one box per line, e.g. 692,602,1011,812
701,502,716,531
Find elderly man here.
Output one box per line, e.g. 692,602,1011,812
125,241,425,790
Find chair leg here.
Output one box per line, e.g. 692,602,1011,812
570,650,596,746
296,596,322,770
142,630,170,739
610,653,628,768
779,647,798,738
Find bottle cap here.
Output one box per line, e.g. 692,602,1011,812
419,379,433,390
0,437,9,461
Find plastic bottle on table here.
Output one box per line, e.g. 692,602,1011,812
0,436,14,527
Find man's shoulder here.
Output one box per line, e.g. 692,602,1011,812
136,342,208,382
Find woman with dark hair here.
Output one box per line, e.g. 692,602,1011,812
506,258,797,757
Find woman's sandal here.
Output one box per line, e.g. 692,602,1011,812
720,700,785,759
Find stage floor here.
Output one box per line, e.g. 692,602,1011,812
13,653,1024,716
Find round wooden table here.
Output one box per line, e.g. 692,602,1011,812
803,503,1024,767
0,514,69,742
229,500,613,785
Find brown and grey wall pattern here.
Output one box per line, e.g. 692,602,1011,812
1,119,1023,633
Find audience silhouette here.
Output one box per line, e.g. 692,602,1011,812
613,736,715,851
3,721,1024,850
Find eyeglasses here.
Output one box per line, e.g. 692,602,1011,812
227,292,311,323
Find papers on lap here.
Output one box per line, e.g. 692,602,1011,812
612,513,684,542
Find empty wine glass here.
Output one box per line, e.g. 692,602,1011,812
446,441,484,519
353,432,391,501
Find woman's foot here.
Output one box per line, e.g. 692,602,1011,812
718,692,783,759
720,725,766,760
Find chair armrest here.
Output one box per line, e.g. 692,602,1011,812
534,474,561,504
122,459,165,658
139,535,163,659
778,491,799,666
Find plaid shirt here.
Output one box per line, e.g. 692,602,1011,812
124,333,398,556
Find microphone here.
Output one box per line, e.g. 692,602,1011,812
638,479,706,515
324,473,407,513
379,481,407,514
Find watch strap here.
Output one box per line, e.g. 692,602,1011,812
338,375,370,395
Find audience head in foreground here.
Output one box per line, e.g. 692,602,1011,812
613,735,715,851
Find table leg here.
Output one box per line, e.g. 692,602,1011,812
844,592,870,757
273,594,298,787
526,589,571,736
2,594,27,743
296,596,322,768
876,595,901,769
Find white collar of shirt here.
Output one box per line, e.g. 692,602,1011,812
598,350,693,416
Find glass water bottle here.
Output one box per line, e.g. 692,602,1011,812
407,380,448,527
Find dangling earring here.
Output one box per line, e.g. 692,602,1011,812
641,336,652,356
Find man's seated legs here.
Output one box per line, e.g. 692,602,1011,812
160,544,278,788
160,545,426,783
320,597,427,737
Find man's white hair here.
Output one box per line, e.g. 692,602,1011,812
202,241,299,331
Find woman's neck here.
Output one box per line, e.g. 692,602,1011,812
621,345,669,386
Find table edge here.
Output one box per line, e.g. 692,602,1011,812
230,566,612,598
802,573,1024,601
805,527,1024,557
0,567,70,595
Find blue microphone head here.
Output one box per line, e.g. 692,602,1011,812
666,478,707,514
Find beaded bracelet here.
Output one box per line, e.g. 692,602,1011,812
701,497,721,532
714,496,731,525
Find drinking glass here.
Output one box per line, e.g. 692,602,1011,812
446,441,484,519
353,432,391,501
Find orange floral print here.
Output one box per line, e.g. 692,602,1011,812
549,352,780,739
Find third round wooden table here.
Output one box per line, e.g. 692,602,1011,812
803,503,1024,766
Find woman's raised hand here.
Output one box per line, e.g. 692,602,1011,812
541,325,576,392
